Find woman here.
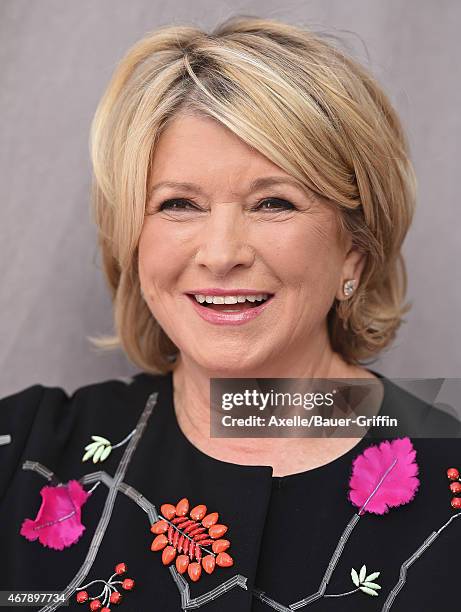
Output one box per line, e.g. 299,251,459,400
0,15,459,612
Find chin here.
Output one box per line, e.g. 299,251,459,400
193,352,264,376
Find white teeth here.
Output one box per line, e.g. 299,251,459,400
193,293,270,304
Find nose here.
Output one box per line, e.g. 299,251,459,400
194,203,255,277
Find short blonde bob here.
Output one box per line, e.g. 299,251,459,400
88,15,417,374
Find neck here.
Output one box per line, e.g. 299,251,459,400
171,333,381,477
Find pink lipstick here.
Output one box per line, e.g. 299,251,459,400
185,293,275,326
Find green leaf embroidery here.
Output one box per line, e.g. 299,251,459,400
84,441,100,452
82,448,96,462
82,435,112,463
82,429,136,463
82,440,111,463
349,564,381,598
91,435,111,444
362,582,381,590
351,568,360,587
360,586,378,596
93,444,106,463
100,445,112,461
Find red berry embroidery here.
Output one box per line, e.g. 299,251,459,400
447,467,461,510
76,591,89,603
122,578,135,590
75,562,134,609
451,497,461,510
109,591,122,604
150,497,234,581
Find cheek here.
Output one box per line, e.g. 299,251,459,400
138,220,190,291
138,223,166,286
267,220,343,283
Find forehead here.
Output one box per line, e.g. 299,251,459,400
149,113,291,194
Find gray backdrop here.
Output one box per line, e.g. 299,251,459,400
1,0,460,397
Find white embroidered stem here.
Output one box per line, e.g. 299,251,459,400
102,583,111,606
23,460,55,481
28,391,159,612
381,511,461,611
87,481,101,495
436,510,461,535
0,434,12,446
32,509,77,530
77,578,107,591
287,513,361,609
359,457,398,515
23,393,249,611
172,569,248,610
24,396,414,611
255,456,399,610
95,584,107,601
111,428,136,449
324,587,360,597
253,589,292,612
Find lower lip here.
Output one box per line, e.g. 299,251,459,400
185,294,274,326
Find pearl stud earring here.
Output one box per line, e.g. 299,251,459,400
343,279,356,297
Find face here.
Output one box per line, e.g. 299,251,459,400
138,114,364,375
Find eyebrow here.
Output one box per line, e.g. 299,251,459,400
148,176,315,200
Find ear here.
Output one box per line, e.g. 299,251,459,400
335,247,367,301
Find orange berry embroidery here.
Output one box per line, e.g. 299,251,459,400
150,498,234,581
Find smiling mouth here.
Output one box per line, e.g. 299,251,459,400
186,294,274,311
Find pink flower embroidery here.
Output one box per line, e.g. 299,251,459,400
20,480,90,550
348,437,420,515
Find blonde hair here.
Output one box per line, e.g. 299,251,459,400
88,15,417,374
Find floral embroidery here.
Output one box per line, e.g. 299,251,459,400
254,437,419,609
82,430,136,464
19,382,460,612
19,393,248,611
348,437,419,515
75,562,135,610
350,565,381,596
323,565,382,599
150,497,233,582
20,480,92,550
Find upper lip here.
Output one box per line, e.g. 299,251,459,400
185,288,274,296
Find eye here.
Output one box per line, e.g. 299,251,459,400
159,198,197,211
256,198,295,211
157,197,295,212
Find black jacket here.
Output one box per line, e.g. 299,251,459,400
0,370,460,611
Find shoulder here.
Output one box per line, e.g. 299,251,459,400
0,371,170,497
0,371,169,421
375,374,461,438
